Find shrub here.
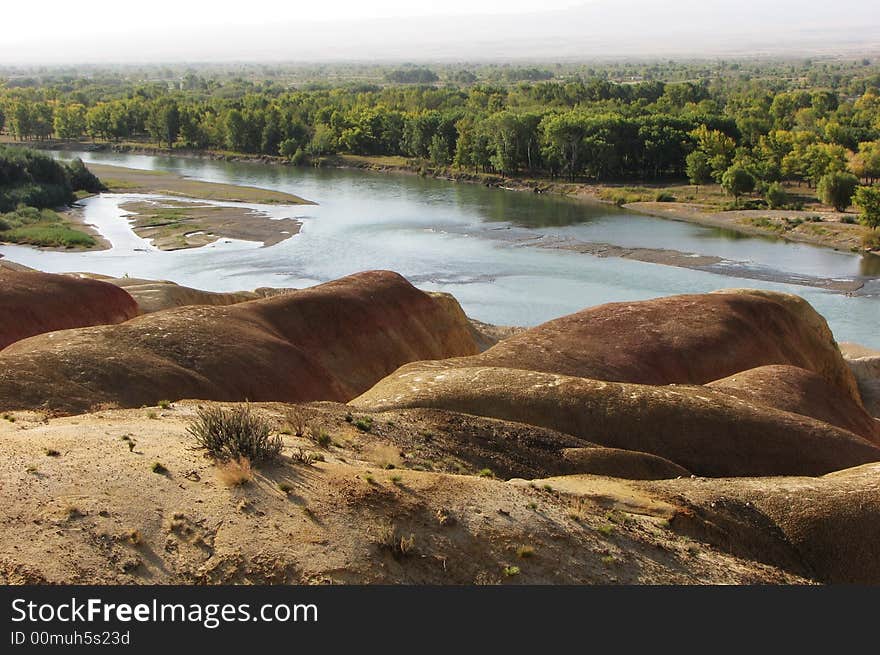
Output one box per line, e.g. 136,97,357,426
817,172,859,212
503,565,521,577
187,404,283,462
377,523,415,558
516,545,535,559
285,407,308,437
151,462,167,474
65,157,106,193
764,182,788,209
157,399,171,409
354,416,373,432
290,147,307,166
308,424,332,447
290,447,315,465
721,165,755,203
655,191,676,202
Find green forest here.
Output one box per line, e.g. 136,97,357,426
0,146,104,246
1,59,880,225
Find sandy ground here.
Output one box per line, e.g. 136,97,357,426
87,163,312,205
533,236,869,293
119,199,302,250
0,402,807,585
619,200,873,253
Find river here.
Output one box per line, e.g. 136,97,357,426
1,150,878,347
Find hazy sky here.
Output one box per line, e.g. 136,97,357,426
1,0,877,64
3,0,584,32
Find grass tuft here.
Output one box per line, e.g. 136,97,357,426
216,457,253,487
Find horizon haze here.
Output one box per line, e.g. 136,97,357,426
2,0,878,64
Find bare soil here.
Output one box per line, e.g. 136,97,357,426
0,402,808,585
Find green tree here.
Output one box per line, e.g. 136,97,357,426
817,172,859,211
851,141,880,183
853,185,880,230
764,182,788,209
428,133,451,166
224,109,247,152
278,137,300,159
685,150,712,186
721,165,755,204
540,112,587,181
146,100,180,149
53,104,87,140
86,104,113,141
10,101,33,140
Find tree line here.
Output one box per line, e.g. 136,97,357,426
2,67,880,201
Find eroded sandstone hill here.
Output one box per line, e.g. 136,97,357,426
0,270,480,413
361,288,862,404
0,263,138,350
1,269,879,584
352,288,880,476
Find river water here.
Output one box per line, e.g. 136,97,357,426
1,151,878,347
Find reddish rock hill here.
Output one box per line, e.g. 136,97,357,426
644,462,880,583
0,271,479,414
429,288,861,406
353,289,879,477
0,266,138,351
708,364,880,445
353,366,880,477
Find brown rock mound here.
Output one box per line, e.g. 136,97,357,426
0,267,138,350
103,277,293,314
352,366,880,477
561,447,691,480
0,271,479,414
429,289,861,405
708,364,880,444
644,463,880,583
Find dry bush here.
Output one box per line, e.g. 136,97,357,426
290,447,315,466
307,422,332,448
285,406,309,437
216,457,253,487
377,523,415,558
188,404,282,463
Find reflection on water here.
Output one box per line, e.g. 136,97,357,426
0,149,874,349
860,252,880,277
452,184,622,228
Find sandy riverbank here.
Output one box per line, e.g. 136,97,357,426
531,237,867,293
61,163,311,251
